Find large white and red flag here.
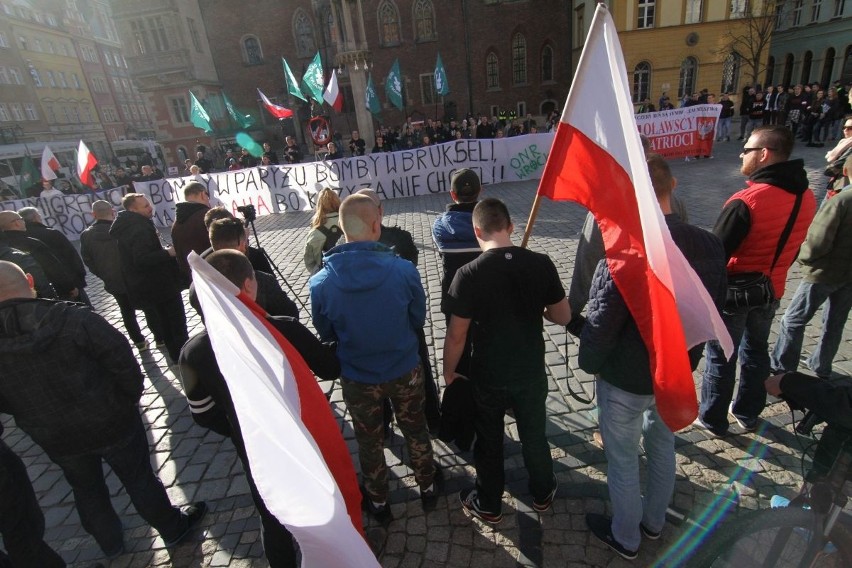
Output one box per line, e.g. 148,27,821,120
257,88,294,120
41,145,60,180
323,69,343,112
536,4,732,431
76,140,97,188
188,252,378,567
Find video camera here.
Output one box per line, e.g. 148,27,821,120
236,204,256,223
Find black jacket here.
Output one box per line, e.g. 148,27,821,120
24,221,86,288
109,210,182,306
189,269,299,320
80,220,126,295
0,234,55,298
379,224,418,265
0,298,143,457
2,231,77,297
438,378,475,451
579,215,728,395
172,202,211,282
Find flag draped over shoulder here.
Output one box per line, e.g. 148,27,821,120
282,58,307,102
189,91,213,134
385,59,403,111
223,93,255,129
188,253,378,567
323,69,343,112
302,52,325,105
41,145,60,180
257,89,294,120
76,140,97,188
434,53,449,96
536,4,732,431
366,74,381,115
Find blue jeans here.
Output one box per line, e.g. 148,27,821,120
771,280,852,378
700,301,779,432
50,415,184,554
716,117,731,141
597,380,674,551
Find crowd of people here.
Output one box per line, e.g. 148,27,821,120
1,98,851,567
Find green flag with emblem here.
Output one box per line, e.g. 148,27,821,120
385,59,404,111
302,52,325,105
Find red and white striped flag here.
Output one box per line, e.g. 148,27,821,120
257,88,294,120
76,140,97,188
41,145,60,181
187,253,378,567
537,4,732,431
323,69,343,112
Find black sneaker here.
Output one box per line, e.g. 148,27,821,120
163,502,208,547
640,522,661,540
421,463,445,511
459,487,502,524
361,487,393,525
532,473,559,512
586,513,638,560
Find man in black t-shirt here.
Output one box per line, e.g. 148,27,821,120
443,198,571,524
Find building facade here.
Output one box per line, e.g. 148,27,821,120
768,0,851,89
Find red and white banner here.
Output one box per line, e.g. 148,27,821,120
188,253,377,567
258,88,294,120
323,69,343,112
76,140,97,188
536,4,732,431
41,145,60,181
635,104,722,159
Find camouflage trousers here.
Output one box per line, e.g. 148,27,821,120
341,365,435,503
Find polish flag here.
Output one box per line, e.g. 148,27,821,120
76,140,97,188
257,88,294,120
323,69,343,112
41,145,60,180
187,253,378,567
536,5,732,431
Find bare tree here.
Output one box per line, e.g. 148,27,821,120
718,1,781,88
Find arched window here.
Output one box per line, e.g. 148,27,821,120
720,52,741,94
242,36,263,65
378,0,401,46
293,10,316,57
820,47,835,89
801,50,813,84
320,7,336,46
413,0,435,42
486,52,499,89
764,55,775,87
633,61,651,103
512,33,527,85
782,53,795,86
678,56,697,98
541,45,554,82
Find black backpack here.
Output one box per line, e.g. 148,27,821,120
318,224,343,252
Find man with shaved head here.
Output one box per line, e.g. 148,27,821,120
0,261,206,560
309,194,438,524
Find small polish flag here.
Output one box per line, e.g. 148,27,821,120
41,145,60,180
535,4,732,431
76,140,98,188
323,69,343,112
257,88,294,120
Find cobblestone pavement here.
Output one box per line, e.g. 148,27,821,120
2,138,850,567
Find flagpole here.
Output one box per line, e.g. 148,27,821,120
520,192,545,249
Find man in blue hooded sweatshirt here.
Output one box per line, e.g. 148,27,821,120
309,194,437,524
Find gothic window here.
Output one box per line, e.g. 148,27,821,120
486,52,499,89
633,61,651,103
541,45,554,82
801,50,813,84
378,0,401,46
678,56,697,98
512,33,527,84
720,52,740,93
293,10,316,57
413,0,435,41
242,36,263,65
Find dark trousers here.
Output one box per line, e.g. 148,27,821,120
0,442,65,568
113,293,145,344
472,377,553,513
141,294,188,362
50,415,185,554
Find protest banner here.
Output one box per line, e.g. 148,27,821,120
0,186,130,240
634,104,722,159
133,134,556,227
